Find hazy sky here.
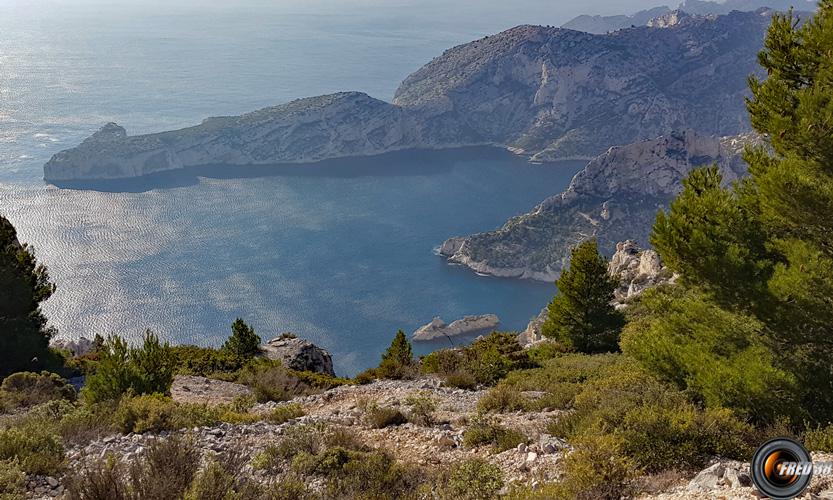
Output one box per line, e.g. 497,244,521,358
0,0,677,29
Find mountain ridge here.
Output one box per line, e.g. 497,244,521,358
45,10,776,182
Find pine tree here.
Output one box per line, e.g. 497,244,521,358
377,330,415,379
222,318,262,362
541,239,624,353
0,215,57,376
632,3,833,420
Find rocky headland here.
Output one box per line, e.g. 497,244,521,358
412,315,501,342
44,10,777,182
439,130,759,282
561,1,814,33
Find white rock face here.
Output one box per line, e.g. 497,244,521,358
608,240,676,307
412,314,500,341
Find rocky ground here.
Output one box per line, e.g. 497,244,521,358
22,375,833,499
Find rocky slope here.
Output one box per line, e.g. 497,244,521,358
45,11,775,181
562,6,672,34
439,130,759,282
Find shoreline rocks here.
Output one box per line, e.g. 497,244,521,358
412,314,500,342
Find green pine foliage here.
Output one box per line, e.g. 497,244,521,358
375,330,417,380
221,318,262,362
630,3,833,422
541,239,624,353
0,216,58,377
83,331,175,403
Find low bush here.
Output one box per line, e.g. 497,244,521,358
129,436,201,500
552,433,638,500
404,391,437,426
114,394,220,434
463,416,527,453
267,403,304,425
0,424,64,475
170,345,242,378
421,333,532,388
0,459,25,500
66,436,201,500
365,404,407,429
477,384,529,413
524,341,568,365
804,424,833,452
237,360,312,403
444,458,504,500
0,371,76,412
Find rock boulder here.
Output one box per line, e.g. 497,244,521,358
260,335,335,376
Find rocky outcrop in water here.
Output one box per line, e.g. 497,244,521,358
412,314,500,342
441,130,759,282
260,334,335,376
45,11,777,181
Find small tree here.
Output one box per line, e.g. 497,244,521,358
542,239,624,353
0,215,57,376
83,331,175,403
377,330,415,379
222,319,261,362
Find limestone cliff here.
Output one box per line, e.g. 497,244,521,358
439,130,760,282
45,11,776,181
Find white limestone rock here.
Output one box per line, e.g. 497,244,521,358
412,314,500,342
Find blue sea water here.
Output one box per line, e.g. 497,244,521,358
0,0,602,374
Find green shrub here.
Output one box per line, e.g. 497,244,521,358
621,287,797,423
463,416,527,452
804,424,833,452
0,371,76,411
0,425,63,475
83,332,175,403
0,459,25,500
324,448,425,500
273,424,325,461
237,360,311,403
267,403,304,424
422,333,532,388
114,394,220,434
478,384,528,413
64,456,129,500
554,433,637,500
171,345,242,378
444,372,477,390
404,391,437,426
525,341,568,364
445,458,504,500
129,436,201,500
365,404,407,428
617,404,754,472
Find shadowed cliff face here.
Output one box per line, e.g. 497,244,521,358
438,131,761,282
44,10,775,182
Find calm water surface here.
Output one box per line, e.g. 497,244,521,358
0,0,595,374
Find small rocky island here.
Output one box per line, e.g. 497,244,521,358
412,314,500,342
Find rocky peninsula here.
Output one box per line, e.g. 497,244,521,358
44,10,775,182
439,130,759,282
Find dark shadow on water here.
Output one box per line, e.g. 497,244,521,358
47,147,558,193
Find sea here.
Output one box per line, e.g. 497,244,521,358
0,0,650,374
